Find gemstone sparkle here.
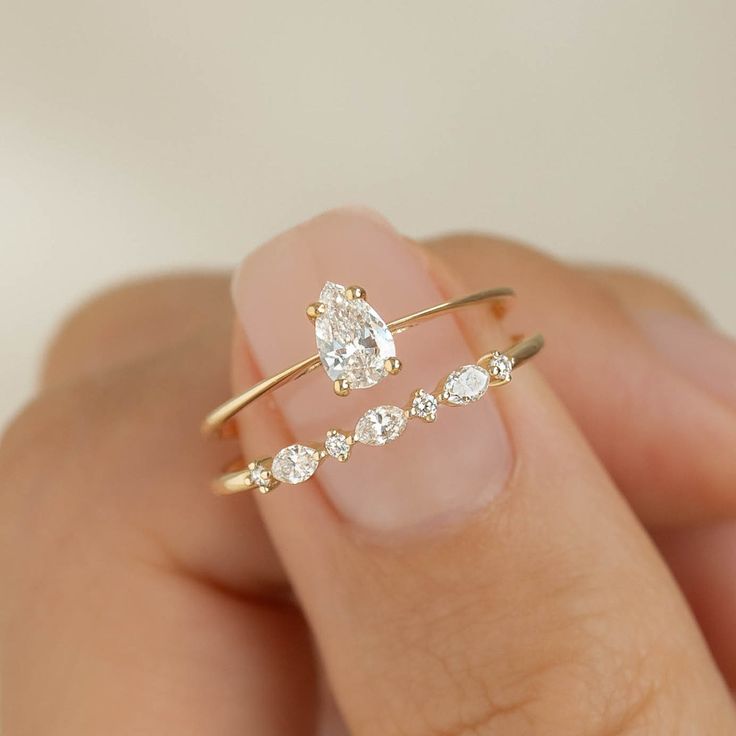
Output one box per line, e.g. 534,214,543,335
443,365,490,405
247,462,273,492
488,352,514,382
410,389,438,422
271,444,320,484
354,405,407,446
315,282,396,390
324,430,352,462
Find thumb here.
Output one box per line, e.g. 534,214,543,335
229,209,734,734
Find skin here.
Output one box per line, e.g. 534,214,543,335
1,209,735,734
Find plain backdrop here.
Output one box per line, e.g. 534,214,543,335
1,1,735,427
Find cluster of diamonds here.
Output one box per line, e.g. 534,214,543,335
244,351,514,492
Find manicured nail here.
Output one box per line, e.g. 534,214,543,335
634,309,736,407
231,208,512,533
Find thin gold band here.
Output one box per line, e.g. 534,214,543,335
212,332,543,495
201,286,515,437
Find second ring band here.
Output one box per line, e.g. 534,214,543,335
212,333,543,495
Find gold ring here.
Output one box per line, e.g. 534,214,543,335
211,333,543,495
202,282,517,437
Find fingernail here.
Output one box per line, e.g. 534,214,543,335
232,208,512,534
634,309,736,408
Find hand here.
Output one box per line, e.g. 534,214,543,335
2,209,735,734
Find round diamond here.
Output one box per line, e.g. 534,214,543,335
324,430,352,462
354,405,407,446
248,462,273,492
488,352,514,382
443,365,490,405
315,281,396,389
271,444,320,484
410,389,438,422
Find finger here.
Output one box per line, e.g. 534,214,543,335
41,273,233,387
428,235,736,526
583,265,736,689
1,278,314,734
654,521,736,689
582,263,736,408
437,242,736,687
38,273,282,593
231,209,735,733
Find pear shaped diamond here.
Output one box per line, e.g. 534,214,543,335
443,365,490,405
315,282,396,389
354,405,407,446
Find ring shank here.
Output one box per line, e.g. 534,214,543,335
201,286,516,437
211,332,544,495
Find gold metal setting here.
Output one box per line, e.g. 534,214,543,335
345,285,366,301
211,333,543,496
202,286,516,437
384,356,402,375
306,302,326,321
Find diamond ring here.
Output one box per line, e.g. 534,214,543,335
211,333,543,495
202,282,516,437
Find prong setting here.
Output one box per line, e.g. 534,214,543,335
324,430,353,462
246,460,276,493
333,377,351,397
384,356,402,375
487,351,515,383
216,345,527,494
306,301,326,322
345,285,367,301
408,388,438,422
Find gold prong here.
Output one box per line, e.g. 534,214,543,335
333,378,351,396
384,356,402,375
345,285,366,301
306,302,326,321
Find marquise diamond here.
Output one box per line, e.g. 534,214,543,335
271,444,320,484
443,365,490,405
354,405,407,446
315,282,395,389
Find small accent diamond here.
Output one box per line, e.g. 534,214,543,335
324,430,352,462
488,351,514,382
271,444,320,484
247,462,273,493
410,389,438,422
354,405,407,446
442,365,490,405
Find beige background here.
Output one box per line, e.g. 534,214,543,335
1,1,735,427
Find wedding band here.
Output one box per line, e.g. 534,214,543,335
202,282,516,437
211,333,543,495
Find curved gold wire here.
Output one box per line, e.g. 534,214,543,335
212,332,543,496
201,286,515,437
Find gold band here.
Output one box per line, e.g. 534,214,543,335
202,286,515,437
211,333,543,495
